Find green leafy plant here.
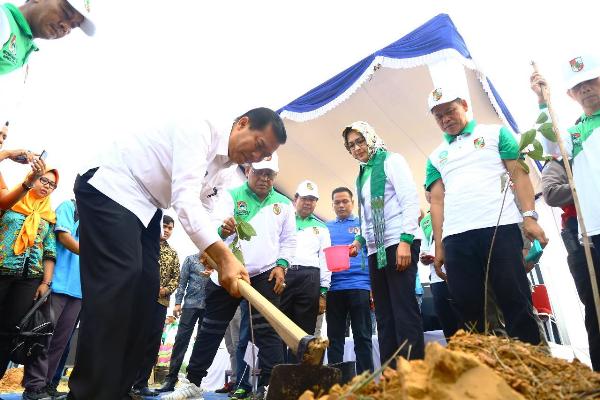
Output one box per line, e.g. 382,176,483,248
229,217,257,264
516,111,557,172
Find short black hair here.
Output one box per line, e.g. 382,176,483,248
331,187,353,200
163,215,175,226
235,107,287,144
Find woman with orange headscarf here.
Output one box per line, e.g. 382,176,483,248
0,123,48,210
0,169,58,383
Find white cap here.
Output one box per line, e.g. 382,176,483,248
427,86,465,112
251,152,279,172
66,0,95,36
296,180,319,199
563,54,600,89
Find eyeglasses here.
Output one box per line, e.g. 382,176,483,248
345,136,366,151
39,176,57,189
252,168,277,180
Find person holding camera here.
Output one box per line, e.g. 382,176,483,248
0,167,58,394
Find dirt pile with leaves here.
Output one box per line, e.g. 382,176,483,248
299,331,600,400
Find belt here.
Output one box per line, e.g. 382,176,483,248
288,265,319,271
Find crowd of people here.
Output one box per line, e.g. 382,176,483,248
0,2,599,400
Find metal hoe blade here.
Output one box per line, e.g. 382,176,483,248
266,363,341,400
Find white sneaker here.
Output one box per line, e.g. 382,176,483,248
160,380,203,400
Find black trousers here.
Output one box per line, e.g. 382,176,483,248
68,170,161,400
369,242,424,366
326,289,374,374
0,275,41,378
279,266,320,363
186,269,283,388
443,224,541,345
166,307,205,381
133,302,168,388
430,281,461,339
569,228,600,371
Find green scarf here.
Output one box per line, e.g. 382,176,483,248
357,148,388,269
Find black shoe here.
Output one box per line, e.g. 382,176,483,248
22,388,52,400
154,379,177,393
131,386,158,397
46,383,68,400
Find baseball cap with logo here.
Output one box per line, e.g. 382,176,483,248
427,86,466,112
251,152,279,172
296,180,319,199
66,0,95,36
563,53,600,89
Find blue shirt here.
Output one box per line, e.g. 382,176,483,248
326,215,370,292
52,200,81,298
175,253,211,309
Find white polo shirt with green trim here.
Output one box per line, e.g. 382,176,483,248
293,214,332,290
538,106,600,236
425,120,522,239
219,182,297,277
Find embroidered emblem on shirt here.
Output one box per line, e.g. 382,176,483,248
572,132,581,145
348,226,360,234
236,201,249,216
84,0,91,12
570,57,584,72
8,34,16,57
438,150,448,166
473,137,486,149
432,88,442,101
273,203,281,215
313,227,320,234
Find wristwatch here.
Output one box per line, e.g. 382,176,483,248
42,280,52,287
522,210,539,221
21,181,34,191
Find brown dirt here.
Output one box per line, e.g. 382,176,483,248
0,368,69,394
448,330,600,399
0,368,23,392
299,330,600,400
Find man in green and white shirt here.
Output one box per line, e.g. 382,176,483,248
0,0,94,75
531,53,600,369
280,179,331,362
167,153,295,399
531,53,600,248
425,86,547,345
0,0,94,127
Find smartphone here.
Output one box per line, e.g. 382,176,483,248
525,239,543,263
39,150,48,161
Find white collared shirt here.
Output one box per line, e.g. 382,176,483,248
80,117,235,253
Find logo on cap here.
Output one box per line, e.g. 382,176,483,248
432,88,443,101
570,57,584,72
306,182,314,190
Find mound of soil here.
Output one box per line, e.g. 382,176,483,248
300,330,600,400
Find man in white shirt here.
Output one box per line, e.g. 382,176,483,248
68,108,286,400
165,153,295,399
281,180,331,363
425,87,547,345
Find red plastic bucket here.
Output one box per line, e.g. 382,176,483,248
324,245,350,272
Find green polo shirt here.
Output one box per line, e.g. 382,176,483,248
0,3,38,75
